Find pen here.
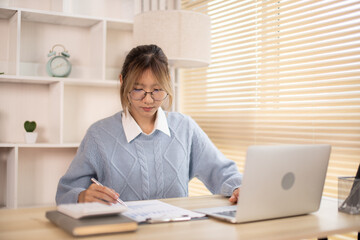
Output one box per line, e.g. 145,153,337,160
90,177,128,207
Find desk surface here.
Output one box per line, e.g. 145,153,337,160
0,195,359,240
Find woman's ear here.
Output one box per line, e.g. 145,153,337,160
119,74,123,85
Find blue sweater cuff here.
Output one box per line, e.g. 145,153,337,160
221,177,242,197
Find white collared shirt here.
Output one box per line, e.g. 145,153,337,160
122,107,171,143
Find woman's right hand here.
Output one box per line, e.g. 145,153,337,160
78,183,120,205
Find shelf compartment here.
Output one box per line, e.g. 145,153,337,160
19,11,104,79
0,1,63,12
17,147,76,207
105,21,133,81
0,81,61,144
63,0,134,21
1,1,134,21
0,147,17,208
63,84,121,143
0,8,19,76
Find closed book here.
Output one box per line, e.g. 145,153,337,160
46,210,137,237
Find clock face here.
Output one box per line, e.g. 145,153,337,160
48,56,71,77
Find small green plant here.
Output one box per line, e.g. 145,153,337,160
24,121,37,132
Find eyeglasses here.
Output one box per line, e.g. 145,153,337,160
129,89,168,101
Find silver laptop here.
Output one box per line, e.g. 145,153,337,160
197,144,331,223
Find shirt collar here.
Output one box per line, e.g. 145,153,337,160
122,107,171,143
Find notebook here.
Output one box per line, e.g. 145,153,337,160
197,144,331,223
57,202,128,219
46,210,137,237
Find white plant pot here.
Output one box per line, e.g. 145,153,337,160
25,132,38,144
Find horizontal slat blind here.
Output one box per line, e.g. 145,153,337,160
181,0,360,202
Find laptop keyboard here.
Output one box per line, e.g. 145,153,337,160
216,210,237,217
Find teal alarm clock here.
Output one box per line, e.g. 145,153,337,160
46,44,72,77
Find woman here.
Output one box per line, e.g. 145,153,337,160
56,45,241,205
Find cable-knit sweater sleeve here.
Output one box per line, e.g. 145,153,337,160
55,128,100,204
188,116,242,196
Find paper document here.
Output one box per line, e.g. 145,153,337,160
121,200,205,223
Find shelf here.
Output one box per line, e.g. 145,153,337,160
107,19,133,31
0,75,119,87
0,6,133,81
0,75,58,84
0,143,79,148
21,9,102,27
0,7,134,28
0,1,133,208
0,79,120,145
0,7,16,19
64,78,119,87
0,0,135,22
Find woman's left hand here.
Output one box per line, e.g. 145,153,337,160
229,188,240,204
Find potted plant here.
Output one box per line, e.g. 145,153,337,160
24,121,37,144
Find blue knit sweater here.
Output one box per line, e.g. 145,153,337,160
56,111,242,204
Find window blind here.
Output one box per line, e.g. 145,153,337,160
181,0,360,201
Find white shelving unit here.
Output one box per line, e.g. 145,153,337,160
0,0,134,208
